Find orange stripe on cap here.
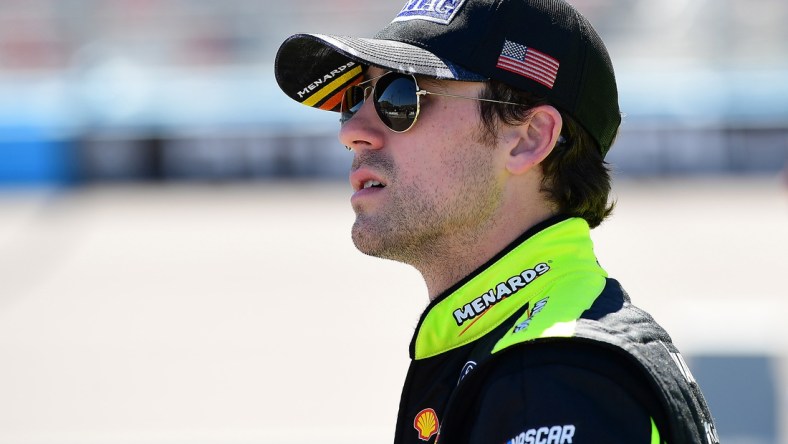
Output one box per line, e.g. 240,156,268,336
302,65,363,108
318,75,364,111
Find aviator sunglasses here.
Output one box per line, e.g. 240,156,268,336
340,71,527,133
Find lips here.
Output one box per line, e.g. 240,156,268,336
350,169,388,193
362,180,384,189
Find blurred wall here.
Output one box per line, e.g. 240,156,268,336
0,0,787,185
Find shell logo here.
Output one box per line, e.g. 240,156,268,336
413,408,439,441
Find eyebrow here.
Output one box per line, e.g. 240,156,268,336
417,76,442,87
358,70,451,94
416,76,452,93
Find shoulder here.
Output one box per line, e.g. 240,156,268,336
443,339,667,443
485,339,667,415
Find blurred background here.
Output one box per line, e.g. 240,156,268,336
0,0,786,443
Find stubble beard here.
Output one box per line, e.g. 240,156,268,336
351,147,502,269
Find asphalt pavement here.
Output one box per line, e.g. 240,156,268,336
0,177,785,443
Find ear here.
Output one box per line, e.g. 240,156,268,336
504,105,563,175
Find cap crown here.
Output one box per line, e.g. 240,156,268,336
274,0,621,155
374,0,620,154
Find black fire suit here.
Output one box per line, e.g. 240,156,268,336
393,216,719,444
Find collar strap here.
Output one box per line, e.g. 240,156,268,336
411,217,607,359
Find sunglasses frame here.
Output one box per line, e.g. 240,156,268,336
340,71,528,133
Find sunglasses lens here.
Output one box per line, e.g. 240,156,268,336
340,85,366,124
374,74,418,132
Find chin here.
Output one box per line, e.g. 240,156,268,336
351,221,384,257
351,220,408,262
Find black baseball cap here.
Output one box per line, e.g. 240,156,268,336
274,0,621,156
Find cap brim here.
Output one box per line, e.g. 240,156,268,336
274,33,486,112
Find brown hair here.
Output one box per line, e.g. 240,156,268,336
478,80,615,228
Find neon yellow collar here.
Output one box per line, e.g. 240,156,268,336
411,217,607,359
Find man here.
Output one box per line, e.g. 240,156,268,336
274,0,719,442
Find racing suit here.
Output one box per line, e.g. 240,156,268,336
393,216,719,444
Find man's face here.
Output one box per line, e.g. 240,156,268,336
339,68,506,265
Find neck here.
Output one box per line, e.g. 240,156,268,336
416,209,557,300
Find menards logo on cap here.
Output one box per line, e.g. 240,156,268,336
296,62,363,110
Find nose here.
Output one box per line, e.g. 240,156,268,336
338,97,385,152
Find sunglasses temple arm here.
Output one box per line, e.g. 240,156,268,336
418,89,565,143
417,90,524,107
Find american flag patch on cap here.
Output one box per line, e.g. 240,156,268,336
496,40,559,89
